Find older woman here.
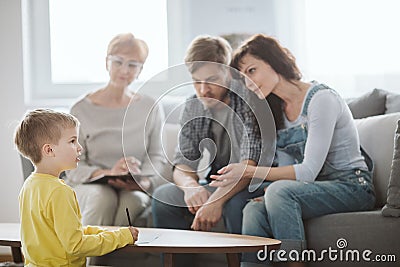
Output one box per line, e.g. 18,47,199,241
65,33,165,226
210,34,375,267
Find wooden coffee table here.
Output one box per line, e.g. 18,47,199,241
0,223,23,263
0,223,281,267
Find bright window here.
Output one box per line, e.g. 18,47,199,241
49,0,167,83
302,0,400,97
23,0,168,104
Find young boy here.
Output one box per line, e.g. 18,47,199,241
14,109,138,266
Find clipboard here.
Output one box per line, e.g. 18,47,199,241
85,172,153,185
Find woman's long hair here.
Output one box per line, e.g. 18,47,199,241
230,34,302,130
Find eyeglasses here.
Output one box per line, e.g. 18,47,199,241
107,55,143,72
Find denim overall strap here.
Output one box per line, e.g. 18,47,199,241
276,83,331,164
301,83,331,117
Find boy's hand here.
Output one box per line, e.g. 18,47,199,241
129,226,139,243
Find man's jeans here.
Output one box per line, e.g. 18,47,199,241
152,182,268,234
242,169,375,264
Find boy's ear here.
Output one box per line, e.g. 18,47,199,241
42,144,55,157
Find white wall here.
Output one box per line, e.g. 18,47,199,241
0,0,25,224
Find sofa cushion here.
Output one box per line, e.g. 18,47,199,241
354,112,400,208
305,210,400,267
347,88,388,119
385,92,400,114
382,119,400,217
160,123,180,181
160,96,186,124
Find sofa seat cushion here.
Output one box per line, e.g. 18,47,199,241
354,112,400,207
305,210,400,267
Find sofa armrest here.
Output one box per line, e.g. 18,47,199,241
355,112,400,207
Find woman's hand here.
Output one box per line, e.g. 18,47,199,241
107,156,148,191
108,176,151,192
111,157,141,175
209,163,251,187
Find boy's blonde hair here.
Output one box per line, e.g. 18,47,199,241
14,109,79,164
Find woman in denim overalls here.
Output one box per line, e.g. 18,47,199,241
210,34,376,267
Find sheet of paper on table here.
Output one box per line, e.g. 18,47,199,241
135,231,161,244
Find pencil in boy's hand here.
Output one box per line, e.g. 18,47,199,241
126,207,132,226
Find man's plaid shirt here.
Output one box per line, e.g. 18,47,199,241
173,81,262,174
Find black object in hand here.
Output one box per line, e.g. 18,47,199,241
126,207,132,226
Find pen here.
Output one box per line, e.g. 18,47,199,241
126,207,132,226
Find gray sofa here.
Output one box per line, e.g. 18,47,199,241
306,113,400,267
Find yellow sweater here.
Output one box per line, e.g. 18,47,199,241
18,173,134,266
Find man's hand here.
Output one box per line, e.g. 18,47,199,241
191,202,223,231
182,186,211,214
